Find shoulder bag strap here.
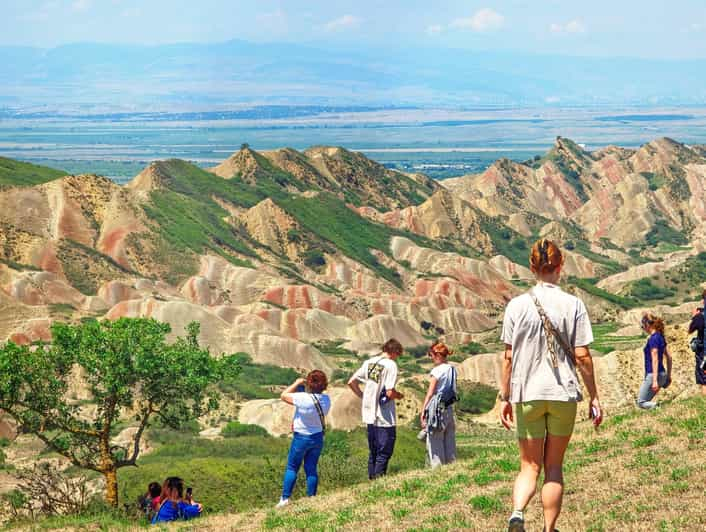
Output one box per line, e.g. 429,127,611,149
529,289,576,368
310,394,326,434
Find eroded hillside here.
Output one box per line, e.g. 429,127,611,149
1,138,705,396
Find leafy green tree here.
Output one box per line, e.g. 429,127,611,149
0,318,238,507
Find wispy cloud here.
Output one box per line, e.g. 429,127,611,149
450,8,504,32
324,14,361,33
71,0,92,12
426,24,443,36
550,19,586,34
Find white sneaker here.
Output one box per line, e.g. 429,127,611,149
276,498,290,508
508,510,525,532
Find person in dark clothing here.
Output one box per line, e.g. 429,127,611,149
688,307,706,395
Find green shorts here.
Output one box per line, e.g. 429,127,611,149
515,400,577,439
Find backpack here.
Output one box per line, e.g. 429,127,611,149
440,366,459,407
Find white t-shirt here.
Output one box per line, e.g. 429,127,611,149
351,356,399,427
292,393,331,435
501,282,593,403
430,363,456,399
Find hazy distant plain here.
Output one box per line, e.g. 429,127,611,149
2,106,706,183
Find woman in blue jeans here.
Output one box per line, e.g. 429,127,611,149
637,314,673,409
277,370,331,508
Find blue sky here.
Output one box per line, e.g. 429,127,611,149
2,0,705,59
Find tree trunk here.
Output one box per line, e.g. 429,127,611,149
104,468,119,507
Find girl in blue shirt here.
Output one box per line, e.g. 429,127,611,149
152,477,202,524
637,314,673,409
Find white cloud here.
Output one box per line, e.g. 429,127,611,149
550,19,586,34
690,23,703,32
71,0,92,12
450,8,504,32
324,14,361,32
426,24,443,36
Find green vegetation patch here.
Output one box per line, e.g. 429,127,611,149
145,189,256,266
569,277,640,309
574,241,625,275
0,157,66,188
641,171,667,191
119,427,429,516
221,421,269,438
56,238,134,296
625,278,676,301
645,219,689,247
591,323,644,354
480,217,531,265
274,192,404,285
456,382,498,415
219,353,299,400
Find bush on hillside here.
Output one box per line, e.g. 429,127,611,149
221,422,269,438
303,249,327,269
456,382,498,415
645,219,688,247
219,353,299,399
626,278,675,300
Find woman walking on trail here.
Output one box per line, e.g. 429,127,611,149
499,239,603,532
637,314,672,409
420,341,458,468
277,370,331,508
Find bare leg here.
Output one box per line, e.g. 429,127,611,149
541,434,572,532
701,385,706,395
513,438,545,512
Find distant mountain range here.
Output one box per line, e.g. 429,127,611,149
2,40,706,108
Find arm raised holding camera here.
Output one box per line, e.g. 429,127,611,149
281,377,307,405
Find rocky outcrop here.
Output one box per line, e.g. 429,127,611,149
365,190,494,254
240,198,302,260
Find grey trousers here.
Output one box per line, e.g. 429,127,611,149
426,407,456,469
637,372,668,409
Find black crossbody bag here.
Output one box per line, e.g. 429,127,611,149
310,394,326,434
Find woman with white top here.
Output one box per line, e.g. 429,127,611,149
276,370,331,508
420,341,457,468
500,239,603,532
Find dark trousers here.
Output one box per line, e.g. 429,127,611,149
367,424,396,479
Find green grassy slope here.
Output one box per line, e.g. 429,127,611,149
139,159,459,287
0,157,66,188
207,396,706,532
22,397,706,531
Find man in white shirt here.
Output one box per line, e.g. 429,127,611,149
348,338,404,479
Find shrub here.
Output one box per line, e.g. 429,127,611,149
219,353,299,399
626,278,675,301
406,345,430,359
303,249,327,269
456,382,498,415
222,422,269,438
